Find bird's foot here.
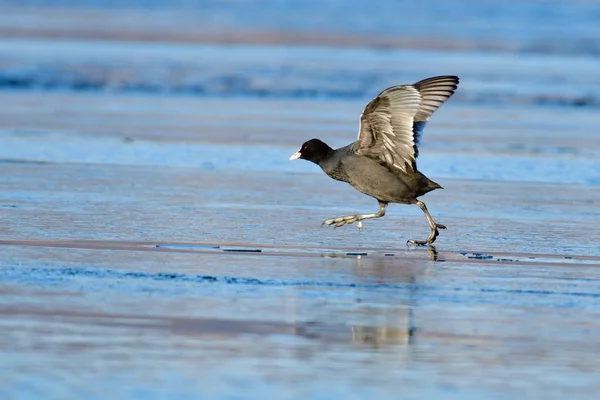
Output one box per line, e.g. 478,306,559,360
407,238,432,246
322,215,364,231
407,226,441,246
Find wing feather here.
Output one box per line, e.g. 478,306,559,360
352,75,459,172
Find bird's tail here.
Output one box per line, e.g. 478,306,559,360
414,172,443,196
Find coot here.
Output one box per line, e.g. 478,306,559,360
290,75,459,245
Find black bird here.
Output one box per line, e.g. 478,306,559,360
289,75,459,245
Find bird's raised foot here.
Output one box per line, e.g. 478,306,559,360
436,223,447,230
322,215,363,231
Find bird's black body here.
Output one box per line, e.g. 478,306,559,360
299,139,441,204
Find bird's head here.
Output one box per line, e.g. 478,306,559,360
289,139,332,164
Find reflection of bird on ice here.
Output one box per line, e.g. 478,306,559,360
348,254,438,347
351,308,415,347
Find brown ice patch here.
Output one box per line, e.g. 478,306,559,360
0,6,512,52
1,238,599,267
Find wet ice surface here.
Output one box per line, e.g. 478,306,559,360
3,96,600,400
2,1,600,399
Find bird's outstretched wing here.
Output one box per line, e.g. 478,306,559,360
352,75,459,173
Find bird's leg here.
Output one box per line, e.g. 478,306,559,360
407,200,446,246
322,201,386,231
